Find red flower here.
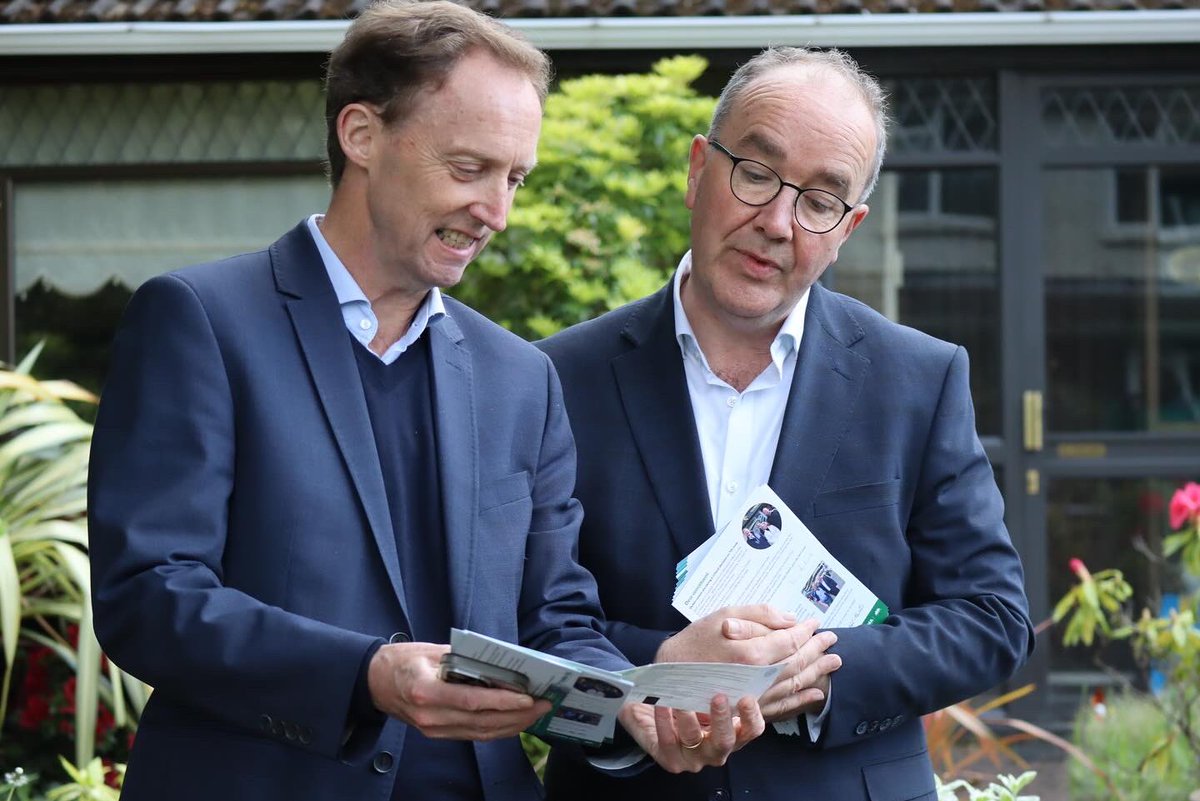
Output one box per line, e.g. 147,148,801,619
1068,557,1088,578
1169,482,1200,530
96,704,115,740
18,694,50,729
101,758,121,789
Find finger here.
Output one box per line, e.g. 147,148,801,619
752,620,820,664
720,604,798,629
700,694,735,763
438,683,540,713
733,695,765,748
653,704,686,773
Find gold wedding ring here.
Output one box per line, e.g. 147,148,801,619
681,731,708,750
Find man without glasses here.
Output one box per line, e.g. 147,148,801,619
87,3,763,799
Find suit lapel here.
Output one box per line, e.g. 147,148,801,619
612,285,714,558
272,223,408,617
428,311,476,631
770,283,870,520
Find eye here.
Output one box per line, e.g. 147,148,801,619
508,174,527,190
740,163,776,185
803,192,838,214
450,162,484,181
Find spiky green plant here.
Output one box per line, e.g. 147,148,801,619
0,344,147,768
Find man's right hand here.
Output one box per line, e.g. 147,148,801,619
655,604,810,666
367,642,551,740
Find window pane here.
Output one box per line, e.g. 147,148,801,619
1044,167,1200,432
14,175,329,393
836,168,1000,435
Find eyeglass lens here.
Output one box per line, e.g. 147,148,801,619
729,160,848,234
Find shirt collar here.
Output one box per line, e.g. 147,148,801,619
671,249,808,376
306,213,446,325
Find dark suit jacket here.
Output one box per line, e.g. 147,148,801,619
538,281,1034,801
88,222,628,801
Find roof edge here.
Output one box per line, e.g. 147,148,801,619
1,11,1199,56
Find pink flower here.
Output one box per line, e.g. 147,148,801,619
1169,482,1200,530
1068,557,1087,578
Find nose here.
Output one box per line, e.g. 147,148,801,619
754,187,796,241
470,179,513,234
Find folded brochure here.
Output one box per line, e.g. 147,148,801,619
448,628,780,745
673,484,889,628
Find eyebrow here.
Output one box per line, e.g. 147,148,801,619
735,130,853,198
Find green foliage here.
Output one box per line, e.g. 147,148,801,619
1052,567,1132,647
0,346,145,771
936,770,1039,801
1068,692,1200,801
1054,485,1200,793
455,56,716,339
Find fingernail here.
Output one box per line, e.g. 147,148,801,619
725,619,743,637
782,611,797,623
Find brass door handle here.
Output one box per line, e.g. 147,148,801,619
1023,390,1043,452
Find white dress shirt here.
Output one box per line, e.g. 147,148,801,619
671,250,828,740
306,214,445,365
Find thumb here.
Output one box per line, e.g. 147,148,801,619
722,617,776,640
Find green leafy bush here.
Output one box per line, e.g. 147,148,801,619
1068,691,1200,801
455,56,716,339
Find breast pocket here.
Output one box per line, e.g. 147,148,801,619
813,478,901,518
477,471,533,610
480,471,531,512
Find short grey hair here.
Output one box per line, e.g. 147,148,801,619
708,47,889,204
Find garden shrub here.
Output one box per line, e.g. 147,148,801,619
454,56,717,339
1068,691,1200,801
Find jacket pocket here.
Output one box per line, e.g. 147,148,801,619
480,471,531,511
813,478,901,518
862,750,936,801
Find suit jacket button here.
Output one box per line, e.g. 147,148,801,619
259,714,273,732
372,751,395,774
893,715,904,727
284,721,298,741
855,721,868,736
710,790,729,801
879,717,892,731
869,720,880,733
388,632,411,644
299,726,313,745
272,719,285,738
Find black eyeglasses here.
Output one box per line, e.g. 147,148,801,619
708,140,855,235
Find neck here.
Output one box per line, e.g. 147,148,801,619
321,191,427,355
680,280,781,393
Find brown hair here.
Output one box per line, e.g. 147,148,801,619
323,0,552,186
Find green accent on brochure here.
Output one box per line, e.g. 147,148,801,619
863,600,889,625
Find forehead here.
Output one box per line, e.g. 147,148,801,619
721,65,876,194
403,50,543,165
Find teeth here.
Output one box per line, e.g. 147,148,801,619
438,229,474,248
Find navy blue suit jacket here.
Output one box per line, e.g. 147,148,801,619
88,222,628,801
538,282,1034,801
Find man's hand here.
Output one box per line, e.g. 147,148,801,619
618,694,764,774
725,619,841,721
367,642,551,740
655,604,809,666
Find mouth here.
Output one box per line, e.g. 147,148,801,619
736,249,782,273
437,228,478,250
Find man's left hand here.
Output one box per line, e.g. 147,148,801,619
617,694,764,773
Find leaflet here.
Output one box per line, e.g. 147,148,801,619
448,628,779,746
672,484,889,628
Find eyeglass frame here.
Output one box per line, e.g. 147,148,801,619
707,140,856,235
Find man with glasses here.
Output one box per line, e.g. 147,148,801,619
539,47,1033,801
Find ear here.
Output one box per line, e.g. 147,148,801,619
684,134,709,211
336,102,377,173
827,204,870,264
842,204,870,239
